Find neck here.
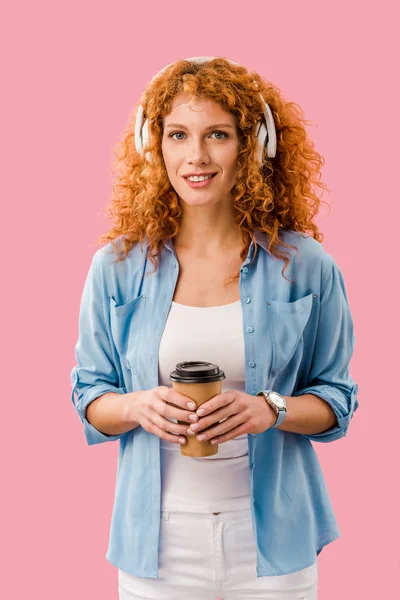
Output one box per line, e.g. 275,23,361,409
174,203,242,257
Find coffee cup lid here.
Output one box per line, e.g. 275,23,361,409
170,361,226,384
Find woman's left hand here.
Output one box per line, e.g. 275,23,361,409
187,390,279,445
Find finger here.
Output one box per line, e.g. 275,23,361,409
195,391,236,416
146,418,187,445
194,414,247,441
209,422,250,445
157,398,199,425
152,409,193,438
158,386,197,411
190,404,239,432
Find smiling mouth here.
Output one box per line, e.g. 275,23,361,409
183,173,218,181
183,173,218,188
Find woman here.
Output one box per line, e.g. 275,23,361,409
71,57,359,600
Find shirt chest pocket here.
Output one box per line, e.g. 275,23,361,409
267,292,317,378
109,295,146,375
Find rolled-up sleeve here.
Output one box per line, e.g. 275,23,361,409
70,250,127,446
293,255,359,443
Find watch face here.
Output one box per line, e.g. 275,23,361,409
269,392,285,408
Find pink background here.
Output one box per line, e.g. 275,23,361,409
2,0,398,597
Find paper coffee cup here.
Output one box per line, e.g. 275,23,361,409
169,361,225,457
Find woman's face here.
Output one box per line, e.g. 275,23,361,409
161,93,240,208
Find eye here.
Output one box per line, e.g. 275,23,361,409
169,131,185,140
211,131,228,140
168,130,228,141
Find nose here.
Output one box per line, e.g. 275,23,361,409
186,138,210,166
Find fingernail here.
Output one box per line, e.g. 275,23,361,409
197,434,206,441
188,414,198,421
186,429,195,435
187,402,196,409
190,423,200,431
197,408,205,416
179,438,186,444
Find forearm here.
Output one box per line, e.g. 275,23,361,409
275,394,338,435
86,391,140,436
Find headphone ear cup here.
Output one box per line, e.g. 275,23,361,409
134,104,145,154
261,100,277,159
255,120,268,165
134,107,153,163
142,118,150,151
142,119,154,164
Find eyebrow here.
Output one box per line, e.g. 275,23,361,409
164,123,235,130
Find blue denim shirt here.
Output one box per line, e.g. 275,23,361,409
70,229,359,578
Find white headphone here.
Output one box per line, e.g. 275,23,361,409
134,56,277,166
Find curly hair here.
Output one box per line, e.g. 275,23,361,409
96,57,330,283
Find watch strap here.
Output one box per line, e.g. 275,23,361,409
272,409,286,428
257,390,287,428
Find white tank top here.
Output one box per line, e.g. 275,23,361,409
158,300,252,513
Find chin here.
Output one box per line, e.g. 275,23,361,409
178,194,219,207
176,185,227,204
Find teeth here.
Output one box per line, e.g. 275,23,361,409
187,174,214,182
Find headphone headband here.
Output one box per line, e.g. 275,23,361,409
134,56,277,164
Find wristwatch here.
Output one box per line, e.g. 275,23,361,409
256,390,287,428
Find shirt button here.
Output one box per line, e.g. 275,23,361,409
248,361,255,367
247,327,254,333
245,297,251,303
242,266,248,273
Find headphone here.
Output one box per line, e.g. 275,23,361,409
134,56,277,166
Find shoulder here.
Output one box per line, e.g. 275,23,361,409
91,236,147,272
272,230,342,291
90,236,149,301
279,229,325,258
279,229,335,270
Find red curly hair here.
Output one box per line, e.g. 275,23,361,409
96,57,330,282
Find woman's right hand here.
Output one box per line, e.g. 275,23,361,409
125,386,199,445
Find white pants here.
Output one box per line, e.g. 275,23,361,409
118,508,318,600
